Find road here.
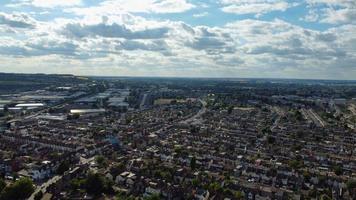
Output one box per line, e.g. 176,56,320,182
308,109,326,127
151,99,207,135
270,116,281,131
349,104,356,116
180,99,207,125
28,157,95,200
140,93,148,110
270,106,284,131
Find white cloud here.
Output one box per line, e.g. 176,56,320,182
67,0,194,15
220,0,295,17
193,12,209,18
305,0,356,24
62,21,170,39
0,12,36,28
306,0,355,6
320,7,356,24
31,0,82,8
8,0,82,8
301,9,319,22
0,1,356,79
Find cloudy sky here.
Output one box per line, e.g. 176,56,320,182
0,0,355,79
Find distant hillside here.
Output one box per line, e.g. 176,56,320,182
0,73,89,94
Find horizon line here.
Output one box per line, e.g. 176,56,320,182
1,71,356,82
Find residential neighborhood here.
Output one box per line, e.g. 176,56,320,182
0,74,355,200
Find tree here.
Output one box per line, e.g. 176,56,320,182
234,191,244,200
228,105,234,114
347,179,356,190
0,178,35,200
0,179,5,193
3,105,8,113
67,113,80,120
144,194,160,200
262,127,272,135
267,135,275,144
268,168,277,177
190,156,196,170
95,155,108,168
333,165,343,176
208,182,222,194
190,125,200,134
70,178,85,191
34,191,43,200
116,192,135,200
294,110,303,121
288,159,303,170
347,179,356,197
56,160,70,175
86,173,105,196
303,171,311,182
85,173,112,196
192,178,200,187
320,194,332,200
318,175,327,186
110,163,126,178
48,152,61,160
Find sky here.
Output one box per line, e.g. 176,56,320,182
0,0,355,79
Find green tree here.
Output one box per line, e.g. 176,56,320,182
110,163,126,178
347,179,356,190
0,178,35,200
208,182,222,194
116,192,135,200
347,179,356,196
288,159,303,170
190,156,196,170
228,105,234,114
0,179,5,193
192,178,200,187
72,113,80,119
86,173,105,196
56,160,70,175
268,168,277,177
95,155,108,168
34,191,43,200
70,178,85,191
3,105,8,113
234,191,244,200
267,135,275,144
262,127,272,135
144,194,160,200
333,165,343,176
294,110,303,121
303,171,311,182
85,173,112,196
320,194,332,200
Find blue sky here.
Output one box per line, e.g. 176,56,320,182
0,0,355,79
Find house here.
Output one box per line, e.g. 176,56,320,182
28,161,55,181
144,182,161,197
195,189,210,200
